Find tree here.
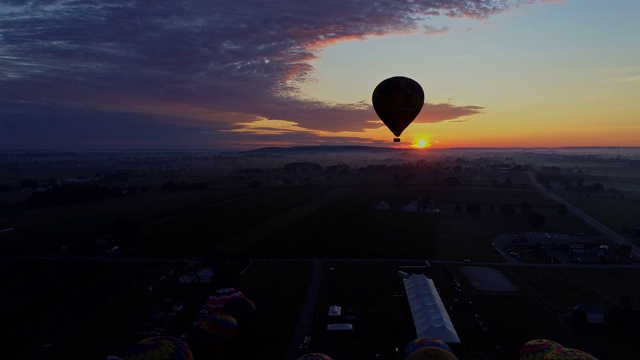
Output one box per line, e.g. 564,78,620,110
572,308,588,327
500,204,516,214
161,181,178,193
557,203,568,215
527,212,546,228
590,182,605,193
466,203,482,214
617,245,632,260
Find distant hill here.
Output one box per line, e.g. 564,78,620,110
243,145,408,154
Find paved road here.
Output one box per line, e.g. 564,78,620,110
287,260,323,360
527,171,640,259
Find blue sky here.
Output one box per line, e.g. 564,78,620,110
1,0,639,150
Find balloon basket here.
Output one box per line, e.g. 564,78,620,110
393,138,401,142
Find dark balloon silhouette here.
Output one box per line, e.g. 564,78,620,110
197,312,238,354
222,296,257,326
519,338,564,360
405,337,453,358
543,348,598,360
372,76,425,142
405,346,459,360
123,336,192,360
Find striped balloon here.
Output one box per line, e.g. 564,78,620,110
123,336,192,360
198,312,238,352
520,339,564,360
544,348,598,360
405,337,452,358
206,287,244,310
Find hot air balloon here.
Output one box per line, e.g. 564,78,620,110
206,287,244,310
297,353,333,360
543,348,598,360
405,346,459,360
520,339,565,360
405,337,452,358
123,336,192,360
222,296,257,326
197,311,238,353
372,76,425,142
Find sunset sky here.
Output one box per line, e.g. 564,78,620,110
1,0,639,150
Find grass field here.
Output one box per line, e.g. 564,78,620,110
3,150,639,359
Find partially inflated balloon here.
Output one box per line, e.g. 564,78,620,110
372,76,424,142
543,348,598,360
123,336,192,360
405,346,459,360
298,353,333,360
520,339,564,360
405,337,452,358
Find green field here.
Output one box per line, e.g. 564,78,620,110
3,150,640,359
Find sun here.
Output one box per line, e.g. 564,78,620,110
414,138,428,148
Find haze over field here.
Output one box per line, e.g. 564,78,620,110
2,0,639,150
2,146,640,360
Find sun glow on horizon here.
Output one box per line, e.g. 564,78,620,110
413,138,430,149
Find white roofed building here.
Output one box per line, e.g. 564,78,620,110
403,274,461,343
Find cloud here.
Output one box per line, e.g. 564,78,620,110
0,0,549,148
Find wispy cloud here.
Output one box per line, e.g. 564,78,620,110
0,0,553,148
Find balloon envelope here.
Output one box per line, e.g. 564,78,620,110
372,76,424,140
222,296,257,325
405,337,452,358
297,353,333,360
198,312,238,352
123,336,192,360
207,287,244,310
520,339,564,360
405,346,459,360
543,348,598,360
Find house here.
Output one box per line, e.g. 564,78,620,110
328,305,341,316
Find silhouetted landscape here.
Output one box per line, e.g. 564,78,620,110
2,146,640,360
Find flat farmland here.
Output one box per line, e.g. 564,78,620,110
4,149,639,360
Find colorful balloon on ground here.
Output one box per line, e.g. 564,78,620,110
123,336,192,360
520,339,565,360
405,346,459,360
297,353,333,360
543,348,598,360
222,296,257,326
207,287,244,309
405,337,452,358
198,312,238,352
372,76,425,142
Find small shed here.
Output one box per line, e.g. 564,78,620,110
328,305,341,316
